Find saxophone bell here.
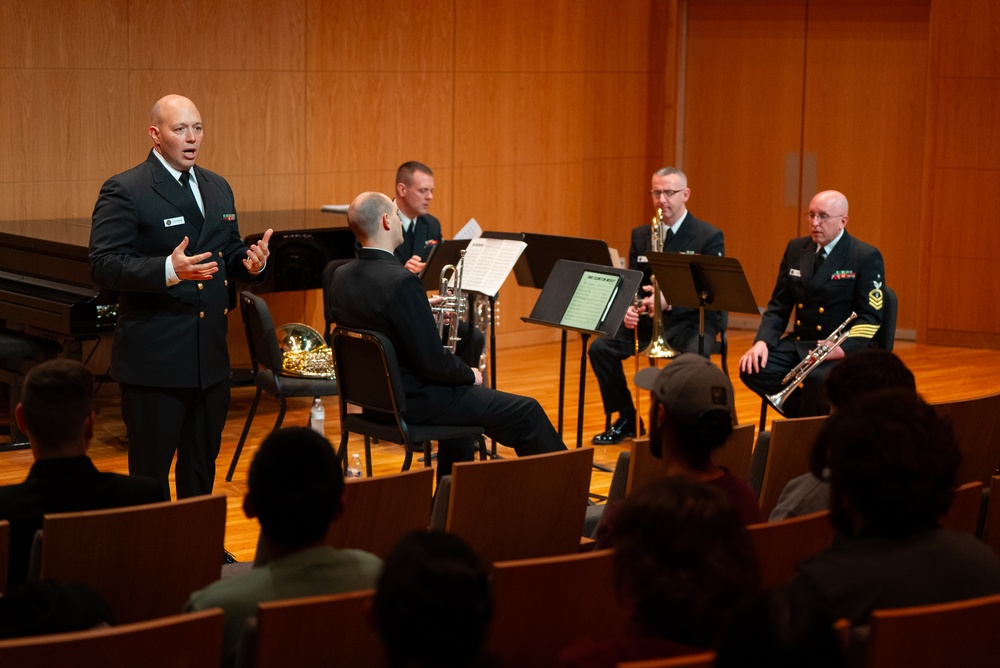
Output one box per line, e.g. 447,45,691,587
640,207,678,360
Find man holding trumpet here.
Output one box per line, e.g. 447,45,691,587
589,167,724,445
739,190,885,417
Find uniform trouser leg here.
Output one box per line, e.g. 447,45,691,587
739,340,831,418
588,327,647,418
120,380,229,499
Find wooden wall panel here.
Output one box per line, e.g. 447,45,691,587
934,77,1000,169
683,0,808,311
455,1,583,72
803,0,930,333
306,0,455,72
934,0,1000,78
580,157,652,255
128,0,306,71
582,0,655,72
0,0,128,69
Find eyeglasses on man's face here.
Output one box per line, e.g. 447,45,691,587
650,189,685,199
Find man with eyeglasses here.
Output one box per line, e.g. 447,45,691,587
589,167,724,445
739,190,885,417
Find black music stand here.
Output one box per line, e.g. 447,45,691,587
523,260,642,455
645,252,759,355
512,233,617,438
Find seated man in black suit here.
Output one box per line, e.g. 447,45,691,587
329,191,566,478
0,360,166,590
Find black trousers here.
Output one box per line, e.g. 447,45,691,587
120,379,229,499
739,338,833,418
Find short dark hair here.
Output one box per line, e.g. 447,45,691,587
610,477,760,648
824,349,915,410
20,359,93,449
374,531,492,668
395,161,433,187
816,389,960,538
247,427,344,548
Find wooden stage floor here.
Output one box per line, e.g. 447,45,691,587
3,329,1000,561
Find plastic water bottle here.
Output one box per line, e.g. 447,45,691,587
347,453,363,478
309,397,325,436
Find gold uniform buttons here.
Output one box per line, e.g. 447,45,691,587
798,303,804,309
796,320,801,327
818,307,825,314
224,279,229,287
197,283,204,290
199,311,205,319
816,325,822,331
218,251,223,258
223,308,229,315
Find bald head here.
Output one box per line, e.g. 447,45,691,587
148,94,203,172
347,192,402,250
807,190,849,247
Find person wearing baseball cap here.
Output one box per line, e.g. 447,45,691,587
632,354,761,526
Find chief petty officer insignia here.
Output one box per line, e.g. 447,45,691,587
869,280,884,310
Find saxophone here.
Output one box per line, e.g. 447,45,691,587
640,208,677,359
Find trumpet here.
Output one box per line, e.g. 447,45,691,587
640,207,677,359
766,312,858,414
431,249,467,353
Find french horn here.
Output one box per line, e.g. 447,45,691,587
277,323,336,379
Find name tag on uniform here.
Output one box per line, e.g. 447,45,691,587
789,268,801,277
163,216,185,228
222,213,236,221
637,255,648,263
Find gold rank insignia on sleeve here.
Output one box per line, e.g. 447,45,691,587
869,281,884,310
848,323,881,339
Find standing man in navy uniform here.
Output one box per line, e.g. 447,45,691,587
589,167,725,445
739,190,885,417
90,94,271,498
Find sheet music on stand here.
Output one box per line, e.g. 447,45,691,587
459,237,527,297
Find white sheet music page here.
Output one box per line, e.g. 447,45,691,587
453,218,483,240
459,237,526,296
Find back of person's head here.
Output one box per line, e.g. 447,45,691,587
247,427,344,549
824,349,915,410
0,579,114,639
715,588,845,668
395,160,433,186
347,191,394,241
635,354,734,469
374,531,492,668
18,359,94,452
814,389,959,538
610,477,760,648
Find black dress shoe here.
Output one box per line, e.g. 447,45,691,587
592,416,644,445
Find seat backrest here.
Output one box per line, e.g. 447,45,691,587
617,652,717,668
931,392,1000,486
872,285,897,352
332,326,408,422
627,424,757,497
984,476,1000,558
940,481,984,535
39,495,227,623
445,448,593,564
245,589,382,668
747,510,834,589
865,592,1000,667
321,259,354,345
488,549,629,668
0,519,8,596
240,291,285,374
757,415,828,518
0,608,223,667
325,467,434,558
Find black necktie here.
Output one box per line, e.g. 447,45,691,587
179,171,205,229
814,248,827,275
403,221,416,256
664,228,674,246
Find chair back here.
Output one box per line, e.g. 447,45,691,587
240,291,285,374
243,589,382,668
0,519,8,596
757,415,828,518
627,424,757,497
38,495,226,623
747,510,834,588
0,608,223,667
326,467,434,558
617,652,716,667
488,549,629,668
984,476,1000,558
865,592,1000,667
321,259,354,345
941,481,984,535
332,327,410,444
932,392,1000,486
445,448,593,563
871,285,897,352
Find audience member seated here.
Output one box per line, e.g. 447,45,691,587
0,360,165,591
784,390,1000,625
373,530,493,668
560,477,760,668
715,587,845,668
185,427,382,667
769,350,916,521
0,579,115,639
595,354,761,547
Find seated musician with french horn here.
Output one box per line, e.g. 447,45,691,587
329,192,566,480
739,190,885,418
589,167,725,445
